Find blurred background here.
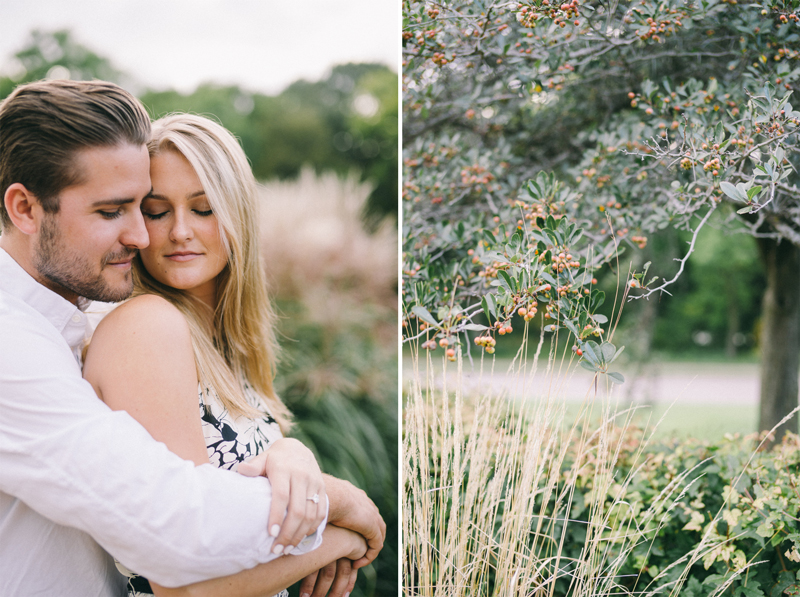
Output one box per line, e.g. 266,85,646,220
0,2,398,595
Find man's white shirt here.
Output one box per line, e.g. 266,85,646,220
0,247,325,596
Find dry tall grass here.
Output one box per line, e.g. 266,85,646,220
403,327,766,596
258,168,397,313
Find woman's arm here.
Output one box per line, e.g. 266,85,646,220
83,294,209,465
84,295,326,547
84,295,347,595
151,525,366,597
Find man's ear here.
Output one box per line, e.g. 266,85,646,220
4,183,42,235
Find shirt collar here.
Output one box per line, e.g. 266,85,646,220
0,247,89,352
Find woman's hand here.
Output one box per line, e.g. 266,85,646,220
238,438,326,554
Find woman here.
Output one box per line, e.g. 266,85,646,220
83,114,369,597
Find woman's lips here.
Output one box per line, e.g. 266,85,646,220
166,252,202,262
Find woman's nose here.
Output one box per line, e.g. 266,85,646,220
169,211,193,243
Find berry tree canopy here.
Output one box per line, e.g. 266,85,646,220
402,0,800,439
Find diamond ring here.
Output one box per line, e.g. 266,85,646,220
307,493,320,504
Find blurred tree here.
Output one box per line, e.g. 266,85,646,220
652,224,765,358
0,30,398,222
0,29,123,97
141,64,398,222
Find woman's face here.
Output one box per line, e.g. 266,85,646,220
140,149,229,307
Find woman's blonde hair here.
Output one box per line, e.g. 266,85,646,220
133,113,292,431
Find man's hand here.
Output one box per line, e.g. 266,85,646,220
238,438,326,554
297,558,359,597
324,475,386,569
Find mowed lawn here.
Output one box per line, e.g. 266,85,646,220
403,356,776,442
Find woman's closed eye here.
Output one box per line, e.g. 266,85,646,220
193,208,213,217
142,210,168,220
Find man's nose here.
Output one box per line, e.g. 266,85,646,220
121,208,149,249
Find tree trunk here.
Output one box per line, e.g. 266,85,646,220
725,276,740,359
756,237,800,443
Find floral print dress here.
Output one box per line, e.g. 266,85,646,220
122,381,287,597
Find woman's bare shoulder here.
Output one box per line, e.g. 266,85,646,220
92,294,190,344
85,294,195,384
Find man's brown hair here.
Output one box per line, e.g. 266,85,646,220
0,79,151,230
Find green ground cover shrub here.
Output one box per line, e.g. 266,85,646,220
548,429,800,595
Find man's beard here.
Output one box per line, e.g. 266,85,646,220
34,214,137,303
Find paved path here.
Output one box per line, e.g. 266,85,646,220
404,358,785,407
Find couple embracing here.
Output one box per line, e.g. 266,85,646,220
0,79,385,597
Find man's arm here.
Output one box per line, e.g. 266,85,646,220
324,475,386,569
0,303,317,587
149,525,366,597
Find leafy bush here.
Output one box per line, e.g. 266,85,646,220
261,174,398,597
550,428,800,595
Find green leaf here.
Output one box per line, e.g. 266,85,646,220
747,185,763,200
580,360,598,373
608,345,625,364
564,318,579,336
607,371,625,384
600,342,617,363
583,341,601,366
593,314,608,324
412,306,439,328
481,296,492,323
720,181,746,202
756,521,774,538
540,272,557,286
486,294,497,319
463,323,488,331
497,269,516,292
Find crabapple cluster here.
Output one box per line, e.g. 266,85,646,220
516,0,581,29
703,157,721,176
551,251,580,274
421,339,438,350
474,335,497,354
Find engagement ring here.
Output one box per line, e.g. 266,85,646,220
307,493,320,504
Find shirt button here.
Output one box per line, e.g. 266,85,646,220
71,314,82,323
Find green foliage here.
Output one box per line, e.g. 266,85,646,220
140,63,398,220
0,29,123,97
404,183,624,382
546,430,800,595
651,225,766,354
276,302,397,597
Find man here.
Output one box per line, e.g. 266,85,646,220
0,79,384,596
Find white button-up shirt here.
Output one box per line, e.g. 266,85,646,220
0,248,324,596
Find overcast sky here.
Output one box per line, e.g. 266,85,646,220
0,0,399,95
